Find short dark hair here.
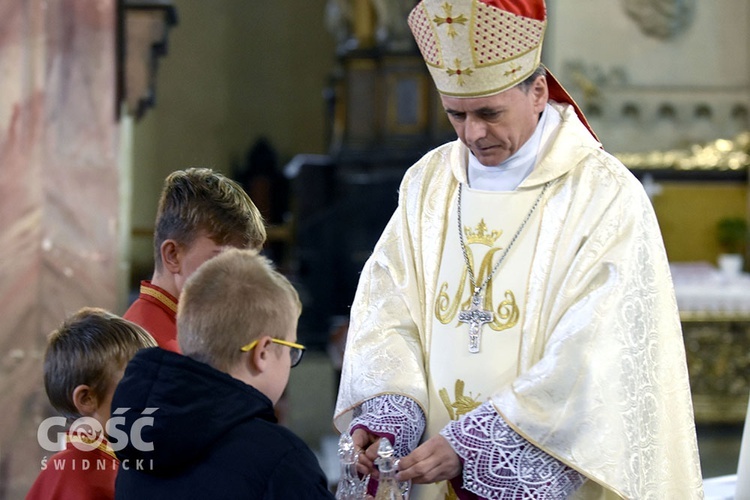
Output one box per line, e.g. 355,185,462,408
43,308,156,419
517,65,547,93
153,168,267,271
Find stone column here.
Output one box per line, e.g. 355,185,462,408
0,0,120,496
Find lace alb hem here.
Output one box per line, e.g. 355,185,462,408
440,401,586,499
349,394,425,458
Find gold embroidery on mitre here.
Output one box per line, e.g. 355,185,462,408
446,58,473,86
464,218,501,246
409,0,546,96
504,63,523,77
433,2,468,38
439,379,481,421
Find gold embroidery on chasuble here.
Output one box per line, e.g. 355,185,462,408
439,379,482,421
445,482,459,500
437,380,480,500
426,187,539,500
434,218,520,331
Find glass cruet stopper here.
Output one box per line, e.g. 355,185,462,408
336,431,369,499
374,438,409,500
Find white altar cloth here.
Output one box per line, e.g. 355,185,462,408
670,262,750,316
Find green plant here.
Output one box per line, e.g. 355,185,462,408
716,216,749,254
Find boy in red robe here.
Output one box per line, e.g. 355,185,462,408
123,168,266,352
27,308,156,500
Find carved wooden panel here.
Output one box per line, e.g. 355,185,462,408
683,316,750,423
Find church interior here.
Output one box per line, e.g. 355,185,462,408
1,0,749,497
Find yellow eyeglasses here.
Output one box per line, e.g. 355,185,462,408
240,338,306,367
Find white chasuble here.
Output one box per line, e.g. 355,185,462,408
335,103,703,499
427,186,541,441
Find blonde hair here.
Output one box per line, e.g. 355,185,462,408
44,308,157,419
177,249,301,371
153,168,267,271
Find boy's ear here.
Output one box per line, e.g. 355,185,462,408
248,336,274,373
72,384,98,417
160,239,181,274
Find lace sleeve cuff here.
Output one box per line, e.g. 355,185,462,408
440,401,586,499
348,394,425,458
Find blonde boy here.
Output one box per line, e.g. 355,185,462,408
113,249,334,499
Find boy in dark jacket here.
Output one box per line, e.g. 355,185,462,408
112,249,334,499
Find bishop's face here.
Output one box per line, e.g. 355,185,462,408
440,76,548,166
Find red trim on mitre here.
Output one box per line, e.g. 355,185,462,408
478,0,546,22
544,66,599,141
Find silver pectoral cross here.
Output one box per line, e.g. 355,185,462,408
458,291,493,353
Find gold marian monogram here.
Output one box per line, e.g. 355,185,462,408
434,244,520,331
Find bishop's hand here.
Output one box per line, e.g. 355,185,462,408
351,427,383,479
395,434,462,484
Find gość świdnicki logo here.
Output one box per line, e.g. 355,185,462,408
37,408,157,471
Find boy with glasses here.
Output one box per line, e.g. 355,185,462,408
112,249,334,499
